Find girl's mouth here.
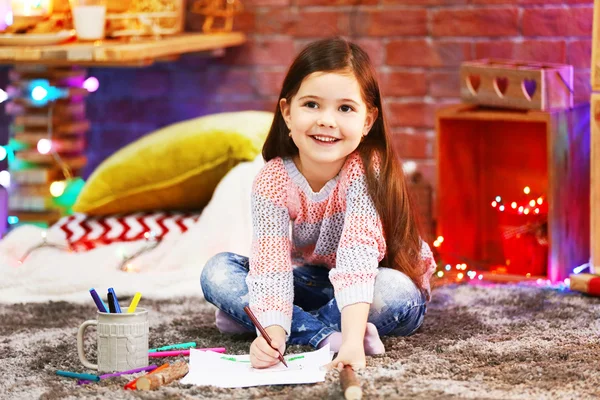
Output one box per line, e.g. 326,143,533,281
311,135,340,144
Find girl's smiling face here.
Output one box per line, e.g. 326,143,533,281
280,71,377,172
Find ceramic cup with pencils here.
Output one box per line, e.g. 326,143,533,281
77,307,149,372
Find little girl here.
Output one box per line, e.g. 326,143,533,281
201,37,436,371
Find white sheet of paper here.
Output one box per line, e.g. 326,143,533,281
180,344,334,388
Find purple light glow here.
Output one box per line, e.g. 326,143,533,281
83,77,100,93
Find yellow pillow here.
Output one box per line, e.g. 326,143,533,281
73,110,274,215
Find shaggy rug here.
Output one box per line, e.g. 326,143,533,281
1,283,599,400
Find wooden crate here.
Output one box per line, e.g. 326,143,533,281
436,103,590,282
460,59,573,111
593,0,600,91
591,94,600,274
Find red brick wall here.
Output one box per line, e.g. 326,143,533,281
184,0,593,186
81,0,593,187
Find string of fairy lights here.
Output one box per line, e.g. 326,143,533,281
430,185,567,285
17,228,162,272
0,75,100,226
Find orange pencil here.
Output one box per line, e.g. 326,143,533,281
124,363,170,390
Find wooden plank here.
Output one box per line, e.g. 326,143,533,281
9,67,86,81
11,168,64,185
8,210,62,224
6,101,86,118
14,133,85,153
14,152,87,169
0,32,246,67
13,111,85,126
593,0,600,91
436,103,549,123
547,103,590,281
436,117,483,267
592,94,600,274
12,120,90,136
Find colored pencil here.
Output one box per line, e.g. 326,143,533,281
124,363,170,390
148,347,226,358
148,341,196,352
127,292,142,313
243,306,288,367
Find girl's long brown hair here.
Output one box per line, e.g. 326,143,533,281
262,37,424,289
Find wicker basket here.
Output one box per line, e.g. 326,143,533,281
105,0,184,37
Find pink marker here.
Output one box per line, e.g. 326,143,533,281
148,347,226,357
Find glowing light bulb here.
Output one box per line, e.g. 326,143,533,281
37,138,52,154
402,160,417,175
49,180,66,197
0,170,10,188
491,201,497,207
534,208,540,214
524,186,531,194
437,236,444,243
537,197,543,205
478,274,483,280
524,208,530,215
83,76,100,93
511,202,517,209
445,265,451,271
495,196,501,202
518,206,524,213
499,205,505,211
529,200,536,207
31,85,48,101
437,271,444,278
433,240,440,248
457,272,464,280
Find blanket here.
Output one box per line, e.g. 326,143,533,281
0,156,265,304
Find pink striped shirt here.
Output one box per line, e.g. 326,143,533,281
247,151,436,334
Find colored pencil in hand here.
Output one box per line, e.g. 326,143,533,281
243,306,288,368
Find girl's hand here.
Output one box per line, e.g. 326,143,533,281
326,341,366,371
249,325,287,369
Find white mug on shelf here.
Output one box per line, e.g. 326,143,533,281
69,0,107,41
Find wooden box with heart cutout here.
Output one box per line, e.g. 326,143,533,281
460,59,573,111
436,102,590,283
590,93,600,275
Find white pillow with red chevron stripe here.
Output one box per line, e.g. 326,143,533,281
51,212,201,251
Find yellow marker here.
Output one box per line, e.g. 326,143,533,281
128,292,142,313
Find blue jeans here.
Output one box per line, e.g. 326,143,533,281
200,252,427,348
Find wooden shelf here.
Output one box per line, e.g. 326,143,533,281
0,32,246,67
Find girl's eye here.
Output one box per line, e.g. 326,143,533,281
339,105,354,113
303,101,318,109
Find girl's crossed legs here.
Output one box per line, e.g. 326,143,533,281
200,252,426,352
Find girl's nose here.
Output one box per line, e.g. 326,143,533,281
317,112,336,128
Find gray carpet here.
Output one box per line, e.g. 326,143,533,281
1,283,600,400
